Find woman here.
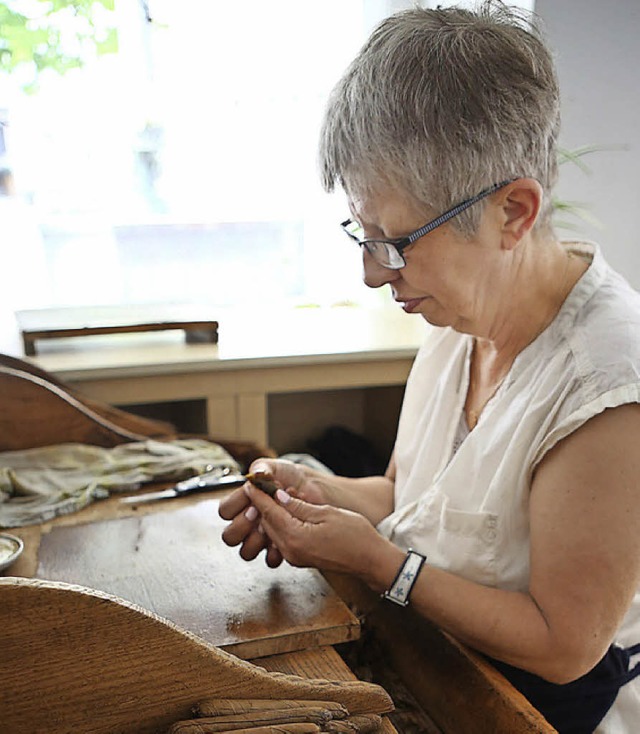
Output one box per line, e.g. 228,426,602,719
220,4,640,732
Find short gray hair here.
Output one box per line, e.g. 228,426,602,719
318,1,560,234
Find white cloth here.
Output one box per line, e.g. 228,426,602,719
377,242,640,732
0,439,239,527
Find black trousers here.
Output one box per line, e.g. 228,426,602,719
487,643,640,734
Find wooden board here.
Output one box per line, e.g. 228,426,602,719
16,305,220,355
36,499,360,659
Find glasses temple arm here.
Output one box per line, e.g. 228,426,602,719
408,179,515,243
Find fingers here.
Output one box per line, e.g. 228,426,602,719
221,501,260,547
222,474,377,576
220,487,282,563
219,458,309,568
218,454,298,521
221,509,282,564
238,526,269,561
265,541,283,568
218,485,250,520
247,485,326,526
221,504,270,562
249,458,304,494
219,458,298,521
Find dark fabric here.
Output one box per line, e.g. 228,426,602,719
487,643,640,734
307,425,386,477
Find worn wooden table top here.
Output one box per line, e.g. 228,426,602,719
4,488,360,660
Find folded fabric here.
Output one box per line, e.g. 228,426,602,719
0,438,239,528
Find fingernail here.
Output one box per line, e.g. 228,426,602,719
257,522,265,535
275,488,291,505
245,506,258,521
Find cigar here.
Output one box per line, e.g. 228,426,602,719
245,471,279,497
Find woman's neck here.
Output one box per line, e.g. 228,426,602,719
464,236,590,430
477,238,588,369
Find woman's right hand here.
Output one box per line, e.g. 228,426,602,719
218,458,331,566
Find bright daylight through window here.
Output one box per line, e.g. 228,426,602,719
0,1,385,348
0,1,534,353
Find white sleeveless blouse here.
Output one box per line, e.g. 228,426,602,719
377,243,640,732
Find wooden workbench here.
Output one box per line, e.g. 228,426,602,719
2,482,557,733
2,484,401,733
5,487,360,661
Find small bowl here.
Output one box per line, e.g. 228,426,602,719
0,533,24,572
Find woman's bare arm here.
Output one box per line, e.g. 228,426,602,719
246,404,640,683
296,451,397,523
380,404,640,681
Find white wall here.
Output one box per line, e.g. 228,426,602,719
536,0,640,287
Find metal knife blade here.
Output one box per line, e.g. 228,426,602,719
120,472,249,504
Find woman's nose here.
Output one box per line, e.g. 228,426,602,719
362,247,399,289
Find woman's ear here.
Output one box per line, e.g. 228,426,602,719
498,178,543,250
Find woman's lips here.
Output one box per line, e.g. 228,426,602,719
399,297,426,313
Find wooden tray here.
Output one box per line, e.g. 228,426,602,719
20,319,219,355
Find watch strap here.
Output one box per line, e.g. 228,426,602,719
382,548,427,607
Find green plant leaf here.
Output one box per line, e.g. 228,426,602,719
0,0,117,87
552,198,602,231
553,144,628,232
96,26,118,55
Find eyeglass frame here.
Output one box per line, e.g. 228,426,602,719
340,178,516,270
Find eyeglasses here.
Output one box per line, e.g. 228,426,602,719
341,179,515,270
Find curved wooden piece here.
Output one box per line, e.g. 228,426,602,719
0,365,155,450
0,353,178,451
0,577,393,734
0,352,72,388
0,353,178,437
0,355,273,467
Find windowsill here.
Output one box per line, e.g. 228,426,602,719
23,304,427,381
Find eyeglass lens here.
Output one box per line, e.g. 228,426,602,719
366,241,404,269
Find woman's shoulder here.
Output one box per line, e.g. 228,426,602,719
529,253,640,465
573,258,640,374
549,242,640,380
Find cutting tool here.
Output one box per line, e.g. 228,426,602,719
120,468,249,504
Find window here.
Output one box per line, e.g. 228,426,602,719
1,1,398,352
0,0,536,354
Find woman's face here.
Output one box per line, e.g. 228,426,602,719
348,186,509,336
